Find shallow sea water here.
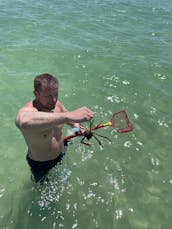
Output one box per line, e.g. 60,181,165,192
0,0,172,228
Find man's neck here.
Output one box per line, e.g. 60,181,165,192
33,100,52,112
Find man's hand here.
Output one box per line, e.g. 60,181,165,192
67,106,94,123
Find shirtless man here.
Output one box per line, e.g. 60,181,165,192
15,73,94,183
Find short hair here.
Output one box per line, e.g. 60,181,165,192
34,73,59,91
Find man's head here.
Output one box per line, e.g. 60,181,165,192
33,73,59,111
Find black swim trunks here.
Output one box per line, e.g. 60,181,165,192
26,141,68,183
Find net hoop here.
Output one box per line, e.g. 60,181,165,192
111,110,133,133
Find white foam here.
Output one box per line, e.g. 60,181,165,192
124,141,132,148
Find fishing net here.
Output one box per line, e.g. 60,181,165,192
111,110,133,133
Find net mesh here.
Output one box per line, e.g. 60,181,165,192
111,110,133,133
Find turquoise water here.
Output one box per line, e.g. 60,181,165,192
0,0,172,228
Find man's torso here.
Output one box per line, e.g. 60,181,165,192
21,101,65,161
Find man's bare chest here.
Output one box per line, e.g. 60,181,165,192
40,125,63,141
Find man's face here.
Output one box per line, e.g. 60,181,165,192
34,86,59,111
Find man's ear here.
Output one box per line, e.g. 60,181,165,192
33,90,39,97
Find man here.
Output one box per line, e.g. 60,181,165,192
15,73,94,183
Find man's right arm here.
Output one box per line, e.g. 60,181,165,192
15,106,94,131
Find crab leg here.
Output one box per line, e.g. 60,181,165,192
94,132,111,142
81,136,92,146
93,135,103,147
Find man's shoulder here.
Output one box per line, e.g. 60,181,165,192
23,101,33,107
55,100,63,109
21,101,38,112
54,100,64,112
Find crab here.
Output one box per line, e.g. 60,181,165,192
81,120,111,146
